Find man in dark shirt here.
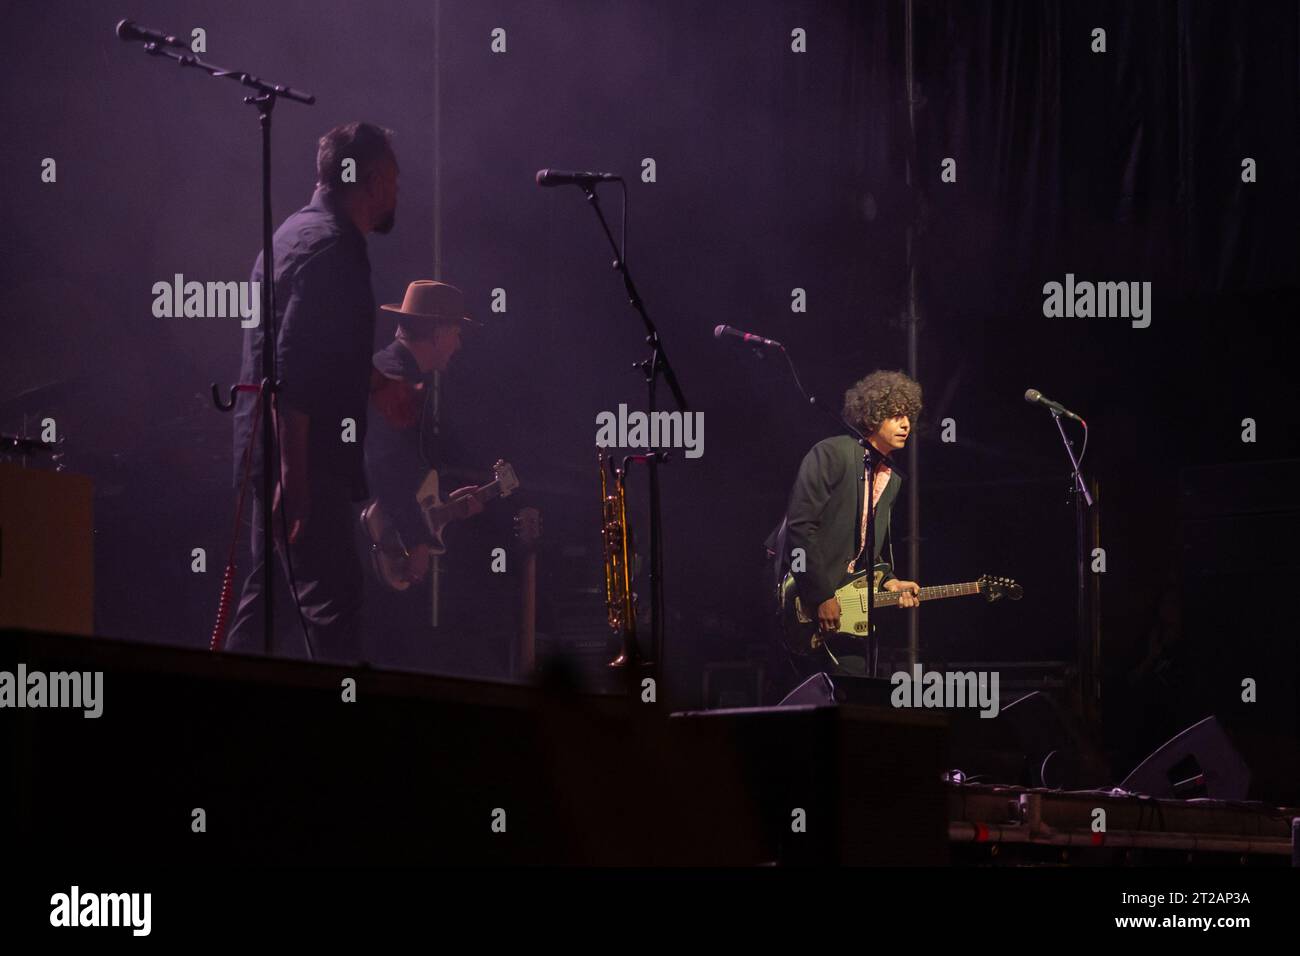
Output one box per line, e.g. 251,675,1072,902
774,369,924,676
225,121,399,663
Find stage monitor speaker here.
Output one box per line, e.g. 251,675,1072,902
777,672,894,708
1120,715,1251,800
992,690,1109,790
780,676,1108,789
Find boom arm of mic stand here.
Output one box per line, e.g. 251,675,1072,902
131,41,316,104
777,344,867,443
579,183,688,412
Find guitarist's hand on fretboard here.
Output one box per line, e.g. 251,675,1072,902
882,578,921,608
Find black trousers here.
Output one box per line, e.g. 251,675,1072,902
803,636,879,679
224,484,364,664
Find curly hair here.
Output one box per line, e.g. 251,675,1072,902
842,370,923,435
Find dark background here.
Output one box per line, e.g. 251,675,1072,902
2,1,1297,775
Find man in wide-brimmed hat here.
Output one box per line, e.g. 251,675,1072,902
375,279,474,387
363,280,480,657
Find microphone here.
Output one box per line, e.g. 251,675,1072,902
116,19,190,49
1024,388,1085,425
714,324,783,349
535,168,622,188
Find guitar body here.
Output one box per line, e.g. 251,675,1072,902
360,499,415,592
778,570,1022,657
362,459,520,590
418,460,519,556
778,570,882,656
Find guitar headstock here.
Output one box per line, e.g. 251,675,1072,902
978,575,1023,602
513,507,542,551
494,459,520,497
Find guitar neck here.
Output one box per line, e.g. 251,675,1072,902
872,581,981,607
431,480,501,516
473,480,503,503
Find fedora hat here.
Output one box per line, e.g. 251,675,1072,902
380,280,474,326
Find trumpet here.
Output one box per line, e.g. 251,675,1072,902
599,451,638,667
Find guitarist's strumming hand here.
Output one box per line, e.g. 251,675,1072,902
884,578,922,608
817,597,842,633
407,543,432,582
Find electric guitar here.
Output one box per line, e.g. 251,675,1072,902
778,569,1022,656
418,459,519,554
361,459,519,591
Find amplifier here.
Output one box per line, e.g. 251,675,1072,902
0,464,93,635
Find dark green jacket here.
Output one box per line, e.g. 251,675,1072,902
780,434,901,610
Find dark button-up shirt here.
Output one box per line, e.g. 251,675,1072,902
365,340,438,545
232,188,376,500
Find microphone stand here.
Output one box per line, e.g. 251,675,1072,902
1050,410,1092,709
858,440,884,677
122,26,315,656
578,181,688,696
776,344,866,444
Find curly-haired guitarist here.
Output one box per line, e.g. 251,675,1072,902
775,369,924,676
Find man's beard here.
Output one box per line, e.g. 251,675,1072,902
373,207,396,234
